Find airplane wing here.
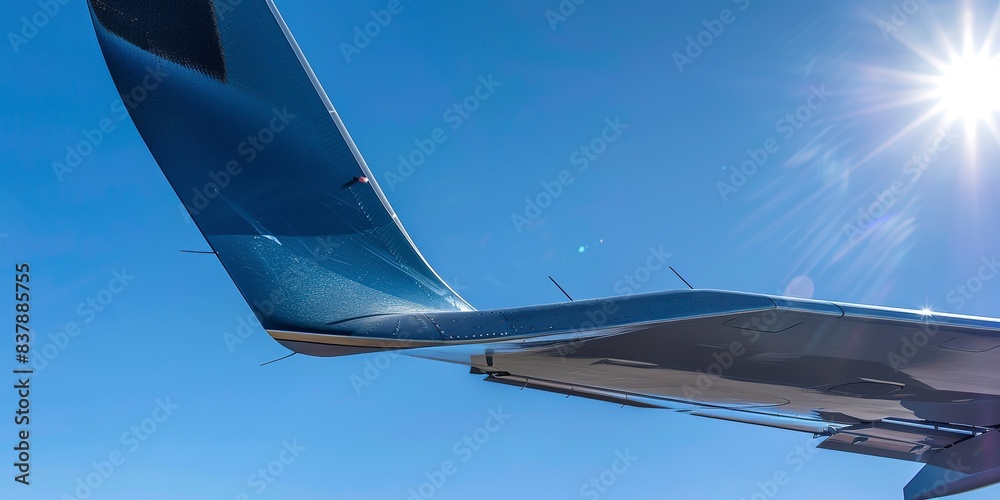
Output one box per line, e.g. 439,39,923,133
83,2,1000,499
437,294,1000,500
288,289,1000,500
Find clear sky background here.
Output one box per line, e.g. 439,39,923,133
4,0,1000,499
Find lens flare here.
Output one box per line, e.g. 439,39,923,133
848,9,1000,170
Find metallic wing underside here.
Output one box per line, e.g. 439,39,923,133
84,1,1000,499
273,290,1000,499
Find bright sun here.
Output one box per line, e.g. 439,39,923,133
933,50,1000,124
852,11,1000,167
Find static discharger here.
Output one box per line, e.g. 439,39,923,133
260,352,296,367
548,275,574,301
669,266,695,290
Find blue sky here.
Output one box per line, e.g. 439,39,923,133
4,0,1000,499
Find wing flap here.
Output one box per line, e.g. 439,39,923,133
818,421,970,463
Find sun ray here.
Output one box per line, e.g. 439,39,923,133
858,5,1000,170
831,93,936,121
851,107,943,171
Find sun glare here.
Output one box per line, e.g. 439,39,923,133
933,50,1000,124
850,9,1000,168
